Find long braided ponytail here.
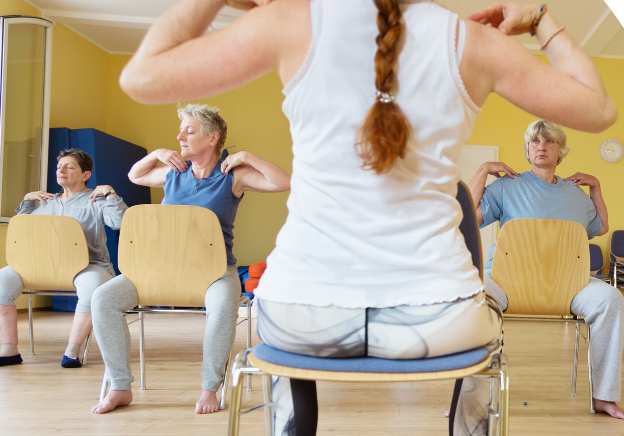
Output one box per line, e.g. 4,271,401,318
357,0,411,175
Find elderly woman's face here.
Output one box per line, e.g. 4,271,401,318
56,156,89,187
528,133,559,167
177,116,212,158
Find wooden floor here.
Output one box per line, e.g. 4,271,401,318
1,311,622,435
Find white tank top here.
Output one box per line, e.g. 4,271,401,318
255,0,483,308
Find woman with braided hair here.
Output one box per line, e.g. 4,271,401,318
118,0,616,434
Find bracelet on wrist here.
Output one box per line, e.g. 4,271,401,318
530,4,547,37
540,26,564,50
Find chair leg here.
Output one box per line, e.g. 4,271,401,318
587,325,595,413
138,311,146,390
82,331,93,365
571,321,580,396
227,352,247,436
99,371,109,402
221,351,233,410
28,295,34,355
246,299,252,392
499,353,510,436
262,374,274,436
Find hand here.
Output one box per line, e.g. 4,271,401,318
468,2,543,35
481,162,519,179
89,185,115,201
221,151,249,175
154,149,188,172
225,0,273,11
565,172,599,189
24,191,55,205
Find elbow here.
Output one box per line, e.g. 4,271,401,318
589,100,618,133
598,224,609,237
119,63,158,105
279,176,291,192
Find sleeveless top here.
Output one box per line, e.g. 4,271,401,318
255,0,483,308
162,159,242,265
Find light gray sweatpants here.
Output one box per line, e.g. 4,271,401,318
0,264,113,313
91,265,241,392
485,272,624,402
257,292,503,436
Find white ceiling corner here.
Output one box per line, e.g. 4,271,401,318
13,0,624,58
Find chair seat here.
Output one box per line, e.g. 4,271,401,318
251,344,490,374
591,275,610,280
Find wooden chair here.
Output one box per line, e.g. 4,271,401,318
99,205,252,409
6,214,94,363
491,218,594,412
227,181,509,436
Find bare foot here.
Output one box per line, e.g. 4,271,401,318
91,390,133,414
195,389,220,414
444,409,450,418
594,399,624,419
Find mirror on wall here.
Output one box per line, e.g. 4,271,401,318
0,16,52,222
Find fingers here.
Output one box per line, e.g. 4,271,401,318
36,191,54,204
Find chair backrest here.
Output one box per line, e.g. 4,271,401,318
611,230,624,263
491,219,590,316
589,244,604,275
456,181,483,279
6,215,89,291
118,204,227,307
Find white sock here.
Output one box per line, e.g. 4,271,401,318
0,344,18,357
65,343,80,359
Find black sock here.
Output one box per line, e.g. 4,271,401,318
290,379,318,436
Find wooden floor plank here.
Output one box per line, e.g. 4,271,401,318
0,311,621,435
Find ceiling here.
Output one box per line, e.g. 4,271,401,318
20,0,624,58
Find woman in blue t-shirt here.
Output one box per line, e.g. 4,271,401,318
468,119,624,419
91,103,290,415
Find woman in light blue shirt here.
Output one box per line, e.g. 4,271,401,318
0,148,128,369
469,120,624,419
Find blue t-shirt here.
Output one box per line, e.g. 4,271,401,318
162,159,242,265
481,171,602,271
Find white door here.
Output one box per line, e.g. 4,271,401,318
456,145,499,266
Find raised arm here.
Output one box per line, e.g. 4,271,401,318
119,0,310,104
468,162,518,225
565,172,609,236
128,149,187,187
463,3,617,132
222,151,290,197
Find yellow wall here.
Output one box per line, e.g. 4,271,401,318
105,55,293,265
0,0,109,308
469,56,624,271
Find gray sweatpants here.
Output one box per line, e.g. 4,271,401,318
91,265,241,392
257,291,503,436
0,264,113,313
485,272,624,402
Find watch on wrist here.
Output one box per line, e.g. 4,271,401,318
104,189,116,198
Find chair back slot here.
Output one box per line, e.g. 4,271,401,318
118,205,227,307
492,219,589,316
6,215,88,291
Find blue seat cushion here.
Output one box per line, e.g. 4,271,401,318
252,344,490,373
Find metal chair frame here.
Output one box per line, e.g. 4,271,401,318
100,296,253,410
227,348,509,436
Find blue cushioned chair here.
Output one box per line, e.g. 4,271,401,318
227,182,509,436
589,244,611,284
610,231,624,290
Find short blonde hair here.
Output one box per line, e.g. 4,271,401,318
523,120,570,165
177,103,228,154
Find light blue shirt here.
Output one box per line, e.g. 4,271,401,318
480,171,602,271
